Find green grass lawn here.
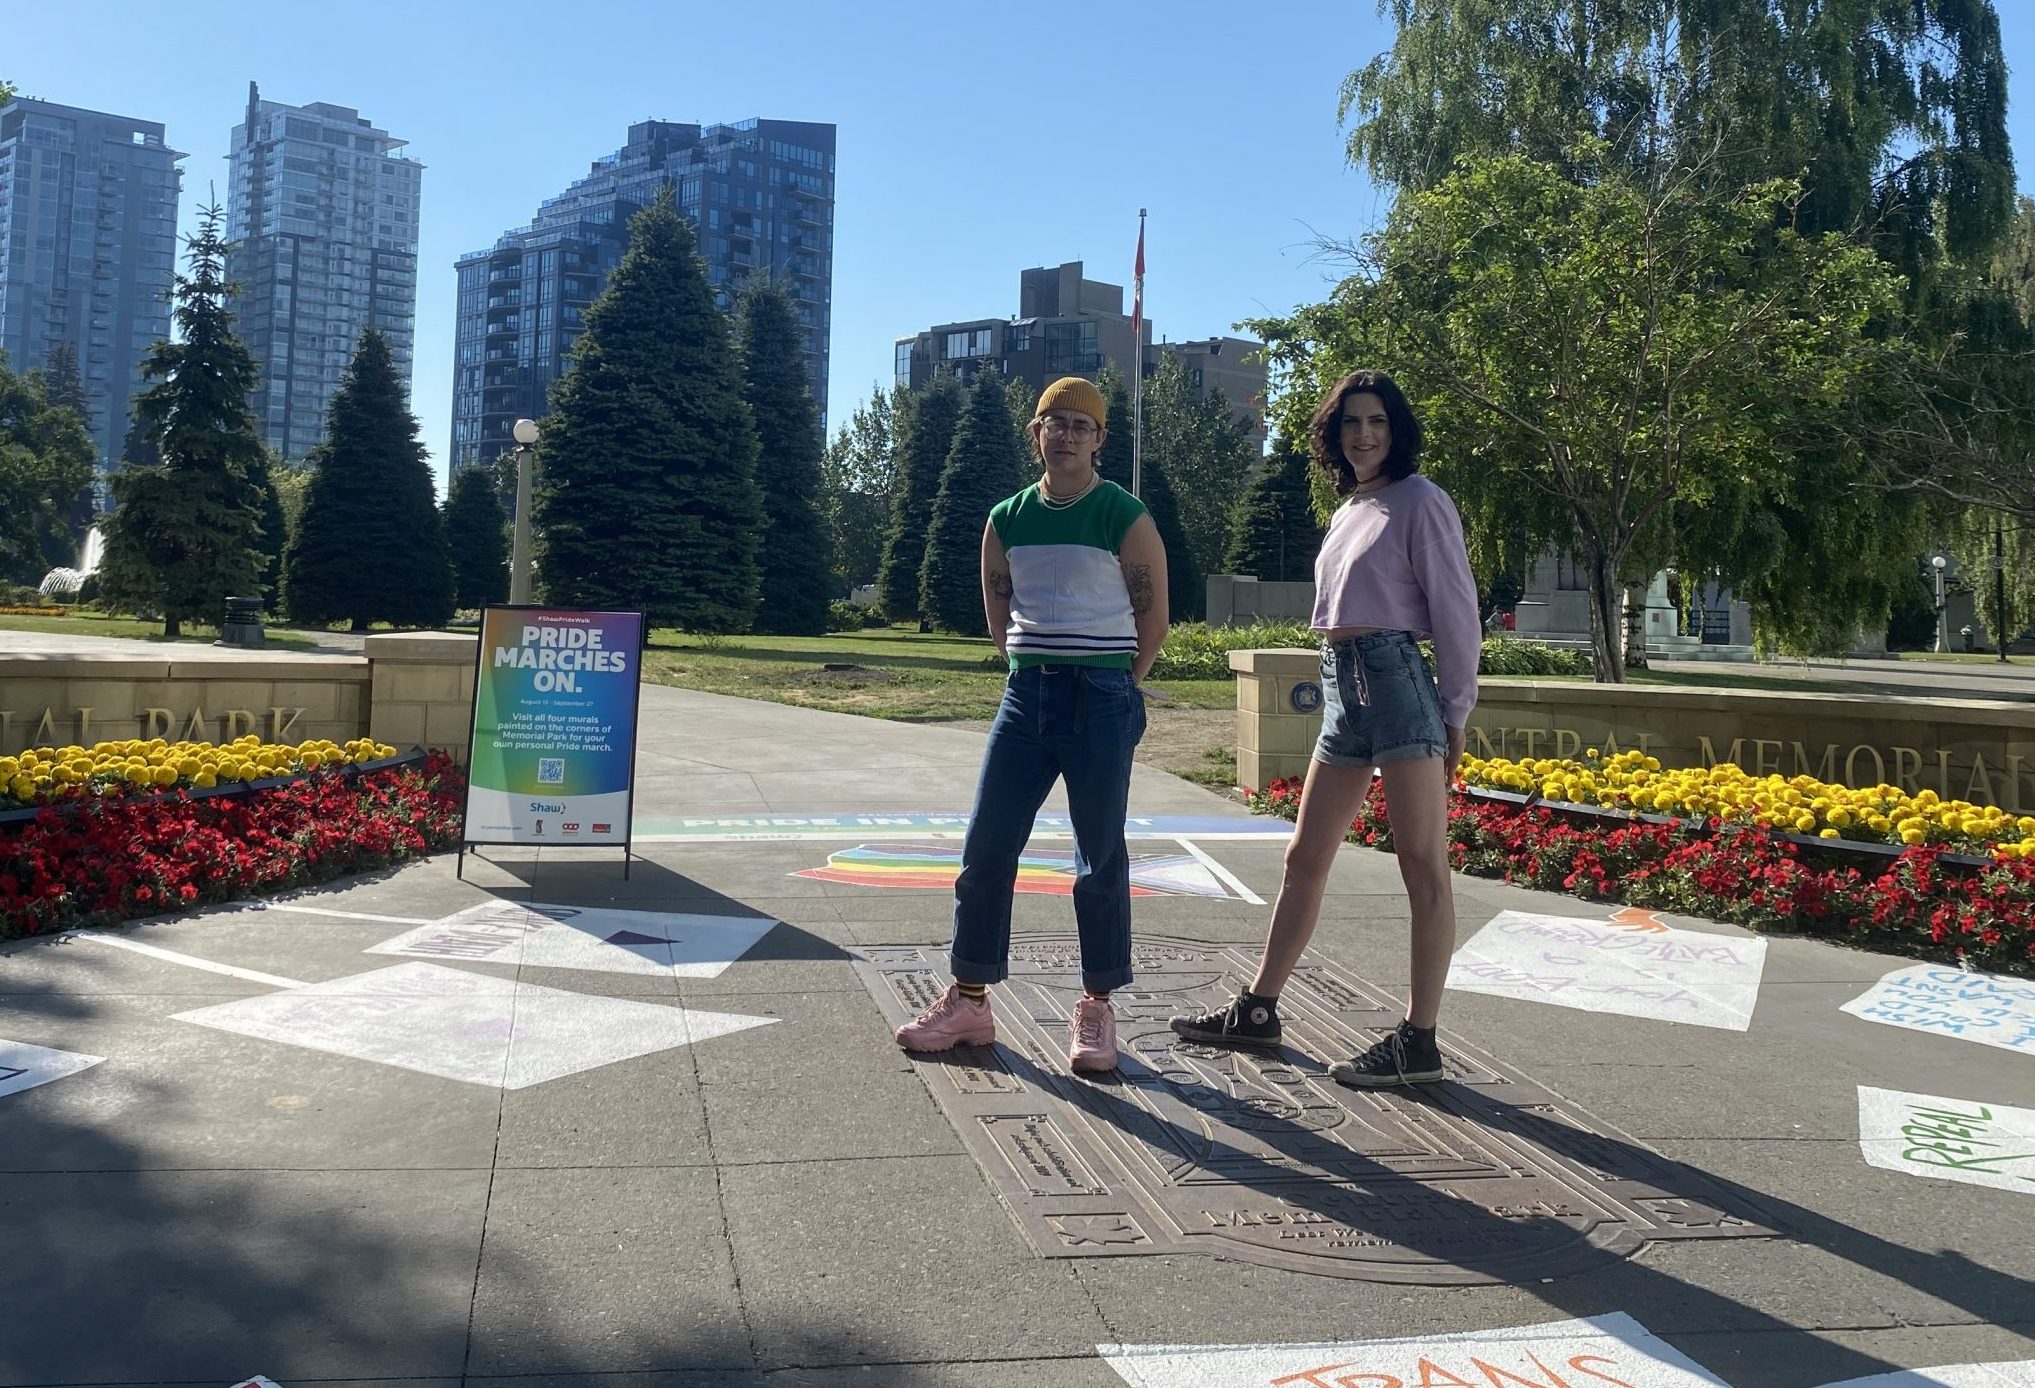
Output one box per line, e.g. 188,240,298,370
12,612,2028,717
1890,649,2034,666
0,611,328,652
641,626,1235,722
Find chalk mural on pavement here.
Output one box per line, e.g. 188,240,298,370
0,1038,104,1099
1841,967,2035,1058
1857,1087,2035,1195
173,963,774,1089
364,900,777,978
1101,1312,1728,1388
1444,911,1768,1030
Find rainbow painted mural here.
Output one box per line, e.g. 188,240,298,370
793,843,1235,899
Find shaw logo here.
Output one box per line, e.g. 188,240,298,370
592,822,611,833
528,801,566,814
562,822,580,834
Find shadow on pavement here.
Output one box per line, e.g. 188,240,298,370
967,1045,2035,1388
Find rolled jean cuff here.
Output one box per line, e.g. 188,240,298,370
950,951,1008,987
1081,965,1134,994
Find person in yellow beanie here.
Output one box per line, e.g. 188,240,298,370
895,375,1169,1074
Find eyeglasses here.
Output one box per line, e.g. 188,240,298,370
1037,415,1098,440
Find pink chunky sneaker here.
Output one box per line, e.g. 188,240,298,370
1068,995,1118,1073
895,984,995,1052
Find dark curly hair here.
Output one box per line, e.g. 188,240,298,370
1308,369,1424,497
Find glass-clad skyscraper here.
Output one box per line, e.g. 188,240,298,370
449,118,833,476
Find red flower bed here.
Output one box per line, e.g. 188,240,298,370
1,753,467,940
1248,776,2035,976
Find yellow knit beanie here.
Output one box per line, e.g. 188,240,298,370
1033,376,1107,427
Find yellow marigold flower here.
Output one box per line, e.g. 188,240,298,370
1900,827,1927,845
193,771,217,789
7,775,32,799
1819,828,1841,839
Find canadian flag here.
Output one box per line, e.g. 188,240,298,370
1131,220,1145,350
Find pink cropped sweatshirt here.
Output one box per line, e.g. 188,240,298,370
1310,473,1482,729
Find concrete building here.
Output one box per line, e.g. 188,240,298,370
449,118,835,478
0,97,182,467
892,260,1266,449
227,85,423,464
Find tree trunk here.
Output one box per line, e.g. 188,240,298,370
1623,580,1650,670
1582,545,1626,682
351,616,371,634
163,614,181,640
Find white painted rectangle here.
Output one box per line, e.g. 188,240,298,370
364,901,776,978
1445,911,1767,1030
1102,1312,1729,1388
1858,1086,2035,1195
172,963,774,1089
0,1039,104,1099
1841,966,2035,1057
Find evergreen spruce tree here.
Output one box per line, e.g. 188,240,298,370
117,415,160,471
40,341,96,539
921,370,1026,635
1223,434,1323,581
245,450,288,611
444,464,510,610
97,206,265,638
0,353,95,584
39,341,86,420
1094,364,1134,487
739,281,833,633
875,371,963,622
1094,365,1200,618
1139,451,1203,622
1003,374,1038,459
536,187,763,630
282,329,453,630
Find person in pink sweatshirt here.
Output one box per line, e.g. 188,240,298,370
1172,369,1480,1086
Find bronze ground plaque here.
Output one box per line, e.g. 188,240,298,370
856,935,1775,1285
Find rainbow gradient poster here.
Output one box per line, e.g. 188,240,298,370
463,605,645,846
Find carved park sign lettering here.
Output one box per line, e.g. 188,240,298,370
0,705,309,753
1465,723,2034,812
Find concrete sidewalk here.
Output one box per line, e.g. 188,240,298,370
0,683,2031,1386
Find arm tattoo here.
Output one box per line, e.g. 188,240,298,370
1123,563,1155,616
988,569,1013,599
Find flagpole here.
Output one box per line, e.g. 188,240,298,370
1130,208,1146,499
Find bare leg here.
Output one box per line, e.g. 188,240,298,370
1249,759,1376,997
1378,753,1454,1028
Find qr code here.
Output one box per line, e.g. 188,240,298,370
537,758,564,785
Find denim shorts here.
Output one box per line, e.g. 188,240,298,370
1313,631,1448,767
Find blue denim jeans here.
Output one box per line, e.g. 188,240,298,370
1314,631,1449,767
950,664,1147,994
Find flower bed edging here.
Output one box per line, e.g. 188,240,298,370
0,752,467,941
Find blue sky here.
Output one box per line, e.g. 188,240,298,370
11,1,2035,495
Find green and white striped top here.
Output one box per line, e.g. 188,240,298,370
988,479,1148,670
